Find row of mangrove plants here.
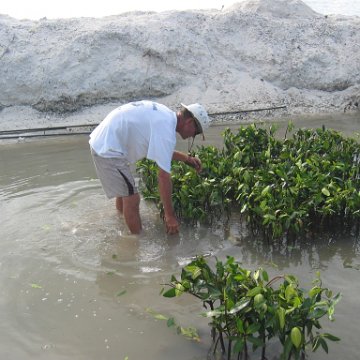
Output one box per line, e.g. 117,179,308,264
137,124,360,239
162,256,341,360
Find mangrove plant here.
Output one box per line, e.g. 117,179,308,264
162,256,341,360
137,124,360,239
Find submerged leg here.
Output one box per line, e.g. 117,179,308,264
122,193,142,234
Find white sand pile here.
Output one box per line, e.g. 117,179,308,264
0,0,359,130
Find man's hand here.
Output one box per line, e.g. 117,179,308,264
164,214,179,234
187,155,202,173
172,151,202,173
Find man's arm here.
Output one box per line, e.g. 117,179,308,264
172,150,202,173
158,168,179,234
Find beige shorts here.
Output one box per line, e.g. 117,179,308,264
90,148,138,199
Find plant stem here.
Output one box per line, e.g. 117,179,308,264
227,339,232,360
213,334,220,355
219,331,226,353
266,275,284,287
261,333,266,359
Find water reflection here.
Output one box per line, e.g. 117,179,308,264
238,228,360,271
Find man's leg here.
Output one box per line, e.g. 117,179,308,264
122,193,142,234
90,148,140,233
115,197,123,212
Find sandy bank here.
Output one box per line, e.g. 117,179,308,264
0,0,359,131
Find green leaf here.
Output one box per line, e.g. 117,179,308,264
146,308,168,321
309,307,327,319
283,335,293,359
322,187,330,196
285,284,297,301
312,337,321,351
309,286,321,298
167,317,176,327
184,265,202,280
179,326,200,342
236,319,244,334
254,293,264,305
277,307,286,330
246,286,262,297
30,283,42,289
246,323,261,335
175,283,185,296
323,333,341,342
247,335,263,347
262,269,269,282
325,289,333,298
261,185,271,196
233,338,245,353
162,288,177,298
228,298,250,314
290,327,302,349
202,308,224,318
332,292,342,305
153,313,168,320
319,337,329,353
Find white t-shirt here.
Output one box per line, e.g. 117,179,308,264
89,101,177,173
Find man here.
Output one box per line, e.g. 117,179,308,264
89,100,211,235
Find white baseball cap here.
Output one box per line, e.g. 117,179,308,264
181,103,211,136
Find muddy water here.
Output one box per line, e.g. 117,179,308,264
1,112,360,360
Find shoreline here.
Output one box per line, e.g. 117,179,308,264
0,101,358,133
0,102,358,142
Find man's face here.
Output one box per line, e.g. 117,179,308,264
180,117,201,139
